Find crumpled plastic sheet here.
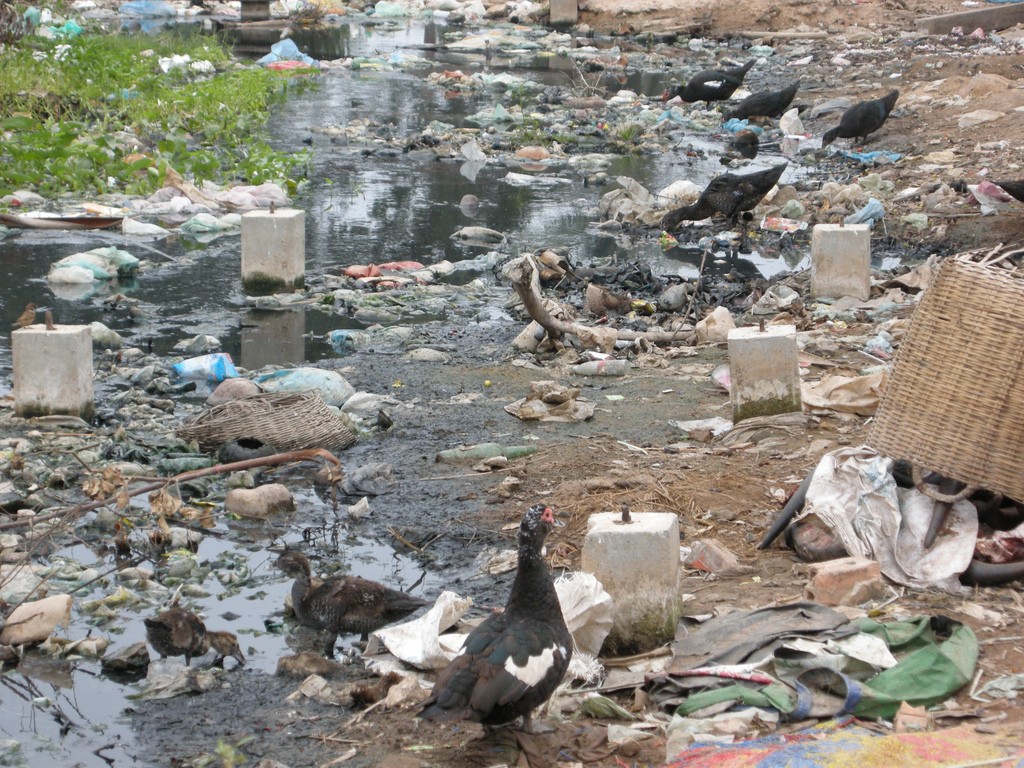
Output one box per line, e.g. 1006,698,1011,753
839,149,903,164
795,445,977,591
844,197,885,226
257,39,319,68
801,372,886,416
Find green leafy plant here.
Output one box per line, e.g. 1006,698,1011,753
0,30,311,198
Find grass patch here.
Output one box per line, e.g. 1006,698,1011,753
0,27,311,199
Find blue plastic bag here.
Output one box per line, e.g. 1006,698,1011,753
172,353,239,383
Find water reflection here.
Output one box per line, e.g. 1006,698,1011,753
239,308,306,368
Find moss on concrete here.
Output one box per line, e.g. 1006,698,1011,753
733,392,802,423
242,271,304,296
601,602,680,656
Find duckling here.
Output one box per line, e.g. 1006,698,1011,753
275,550,428,657
144,607,245,667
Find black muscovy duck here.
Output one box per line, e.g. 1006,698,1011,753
145,608,245,667
276,550,428,657
663,60,756,103
725,81,800,121
821,89,899,147
994,180,1024,204
418,504,571,733
661,162,788,231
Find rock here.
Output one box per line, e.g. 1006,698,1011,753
958,109,1005,129
101,641,151,673
224,484,295,517
404,348,450,363
659,283,691,312
276,652,345,678
206,378,262,406
695,306,735,343
805,556,886,606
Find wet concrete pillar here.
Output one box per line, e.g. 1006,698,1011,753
549,0,578,26
12,324,94,419
581,512,681,654
240,0,271,22
240,208,306,295
811,223,871,301
727,324,802,423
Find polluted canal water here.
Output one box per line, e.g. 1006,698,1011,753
0,16,918,768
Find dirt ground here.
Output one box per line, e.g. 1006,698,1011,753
301,3,1024,767
10,1,1024,765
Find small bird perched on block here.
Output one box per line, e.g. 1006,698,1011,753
12,303,38,329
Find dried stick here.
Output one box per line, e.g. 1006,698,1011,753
0,448,343,531
508,257,696,346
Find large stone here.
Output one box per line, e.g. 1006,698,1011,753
224,484,295,518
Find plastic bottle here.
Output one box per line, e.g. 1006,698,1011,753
569,359,631,377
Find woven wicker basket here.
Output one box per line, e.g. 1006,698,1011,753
869,245,1024,500
177,391,357,453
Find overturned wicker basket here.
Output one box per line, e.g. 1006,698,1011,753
869,243,1024,501
176,391,357,453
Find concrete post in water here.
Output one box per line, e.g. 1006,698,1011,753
581,511,681,654
727,324,802,423
241,208,306,295
12,324,93,419
240,0,271,22
549,0,578,26
811,223,871,301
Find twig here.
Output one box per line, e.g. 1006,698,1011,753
509,256,696,346
0,448,343,531
387,526,423,553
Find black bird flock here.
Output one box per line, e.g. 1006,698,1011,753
419,504,572,732
663,59,756,103
661,162,789,231
725,81,800,121
821,89,900,147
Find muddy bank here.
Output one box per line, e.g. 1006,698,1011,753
3,4,1024,768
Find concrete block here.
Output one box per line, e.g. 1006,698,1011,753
241,208,305,295
805,556,886,606
12,324,93,419
581,512,681,654
727,324,801,423
811,223,871,301
549,0,578,26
